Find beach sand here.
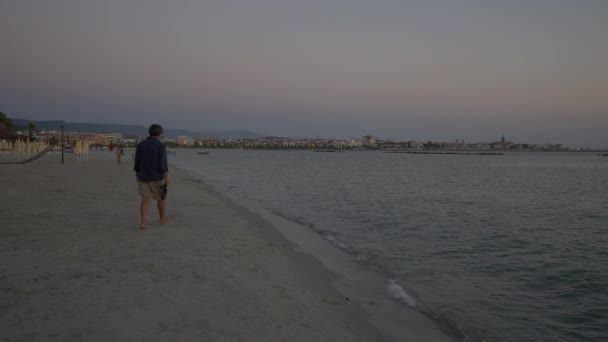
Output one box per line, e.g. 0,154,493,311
0,151,452,341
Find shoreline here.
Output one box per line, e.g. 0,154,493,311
0,152,397,341
172,158,456,341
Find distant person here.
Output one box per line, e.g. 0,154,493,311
116,146,124,165
134,124,169,229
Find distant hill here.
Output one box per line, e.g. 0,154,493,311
12,119,261,139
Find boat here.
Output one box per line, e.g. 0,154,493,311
196,151,210,155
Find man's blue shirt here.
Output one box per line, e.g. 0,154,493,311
134,137,168,182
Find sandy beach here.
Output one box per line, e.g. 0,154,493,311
0,151,452,341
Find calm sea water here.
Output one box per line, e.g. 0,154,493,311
173,150,608,342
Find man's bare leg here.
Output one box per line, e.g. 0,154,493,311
140,198,149,229
158,200,168,225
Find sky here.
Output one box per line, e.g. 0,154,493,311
1,0,607,147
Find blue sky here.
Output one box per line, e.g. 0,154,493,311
1,0,607,147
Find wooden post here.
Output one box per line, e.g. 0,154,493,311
61,124,64,165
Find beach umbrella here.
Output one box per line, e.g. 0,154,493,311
76,140,82,163
14,140,22,160
80,140,86,162
84,140,89,162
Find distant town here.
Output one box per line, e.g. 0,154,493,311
13,130,570,152
0,113,597,152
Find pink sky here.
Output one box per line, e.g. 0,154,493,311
1,0,607,147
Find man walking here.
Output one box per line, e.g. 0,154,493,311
134,124,169,229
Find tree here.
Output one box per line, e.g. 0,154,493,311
0,112,14,138
0,112,14,132
27,122,36,141
0,123,10,138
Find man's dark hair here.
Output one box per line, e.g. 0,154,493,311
149,124,163,137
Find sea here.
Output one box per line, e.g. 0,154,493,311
172,150,607,342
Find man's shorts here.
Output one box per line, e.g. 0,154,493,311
138,180,167,200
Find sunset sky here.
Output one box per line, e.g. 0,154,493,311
1,0,607,147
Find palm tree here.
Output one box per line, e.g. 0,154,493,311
0,112,14,138
27,122,36,141
0,112,14,131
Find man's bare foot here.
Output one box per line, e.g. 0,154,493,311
160,218,169,225
139,225,145,230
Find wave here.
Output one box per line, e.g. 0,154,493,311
387,280,418,308
267,208,316,229
265,208,360,254
322,233,354,253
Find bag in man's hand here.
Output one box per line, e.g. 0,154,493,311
160,184,168,200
